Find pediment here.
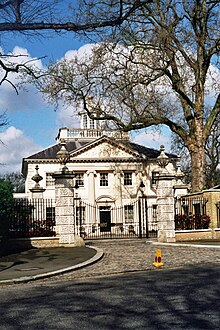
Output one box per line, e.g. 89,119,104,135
69,136,143,160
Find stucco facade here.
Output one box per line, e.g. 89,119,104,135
17,111,188,243
22,129,180,207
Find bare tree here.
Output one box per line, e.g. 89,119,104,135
0,1,219,192
0,1,152,127
36,0,220,192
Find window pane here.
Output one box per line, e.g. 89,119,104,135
83,114,88,129
124,205,134,223
152,205,157,219
100,173,108,186
90,118,95,129
124,172,132,186
75,173,84,187
46,173,55,187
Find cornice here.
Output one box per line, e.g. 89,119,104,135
25,158,144,164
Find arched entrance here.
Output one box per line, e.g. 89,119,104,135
96,196,115,233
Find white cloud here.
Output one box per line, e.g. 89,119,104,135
0,46,46,113
131,128,171,151
0,126,42,174
64,44,95,61
56,104,81,128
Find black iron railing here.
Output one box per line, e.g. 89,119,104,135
175,197,210,230
10,198,56,238
73,198,158,239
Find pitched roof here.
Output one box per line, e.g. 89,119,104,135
24,137,177,161
120,141,178,159
26,141,88,160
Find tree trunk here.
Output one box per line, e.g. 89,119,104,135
189,142,205,192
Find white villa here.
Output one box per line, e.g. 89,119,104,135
17,107,187,241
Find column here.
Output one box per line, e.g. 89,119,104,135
86,170,96,224
113,170,122,206
87,170,96,204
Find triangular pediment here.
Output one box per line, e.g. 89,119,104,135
69,136,143,160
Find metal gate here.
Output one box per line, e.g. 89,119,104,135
74,197,157,240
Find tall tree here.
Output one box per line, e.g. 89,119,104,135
0,1,219,192
171,112,220,189
36,0,220,192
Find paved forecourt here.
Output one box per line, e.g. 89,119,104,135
43,239,220,283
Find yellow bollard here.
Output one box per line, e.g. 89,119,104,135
153,249,164,267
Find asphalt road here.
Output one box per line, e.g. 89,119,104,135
0,264,219,330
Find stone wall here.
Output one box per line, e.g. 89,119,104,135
202,191,220,228
176,229,220,241
7,237,60,253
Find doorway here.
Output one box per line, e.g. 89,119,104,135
99,206,111,232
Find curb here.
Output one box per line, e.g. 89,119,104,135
149,241,220,249
0,246,104,285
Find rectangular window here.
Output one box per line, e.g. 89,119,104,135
75,173,84,187
124,205,134,223
124,172,132,186
46,173,55,187
75,206,85,225
100,173,108,186
151,172,159,185
152,205,157,219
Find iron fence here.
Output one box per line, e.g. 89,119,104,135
10,198,56,238
175,196,210,230
74,198,158,239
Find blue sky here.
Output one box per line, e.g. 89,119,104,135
0,31,171,174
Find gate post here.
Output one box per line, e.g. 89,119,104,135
53,171,76,244
156,146,176,243
156,173,176,242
